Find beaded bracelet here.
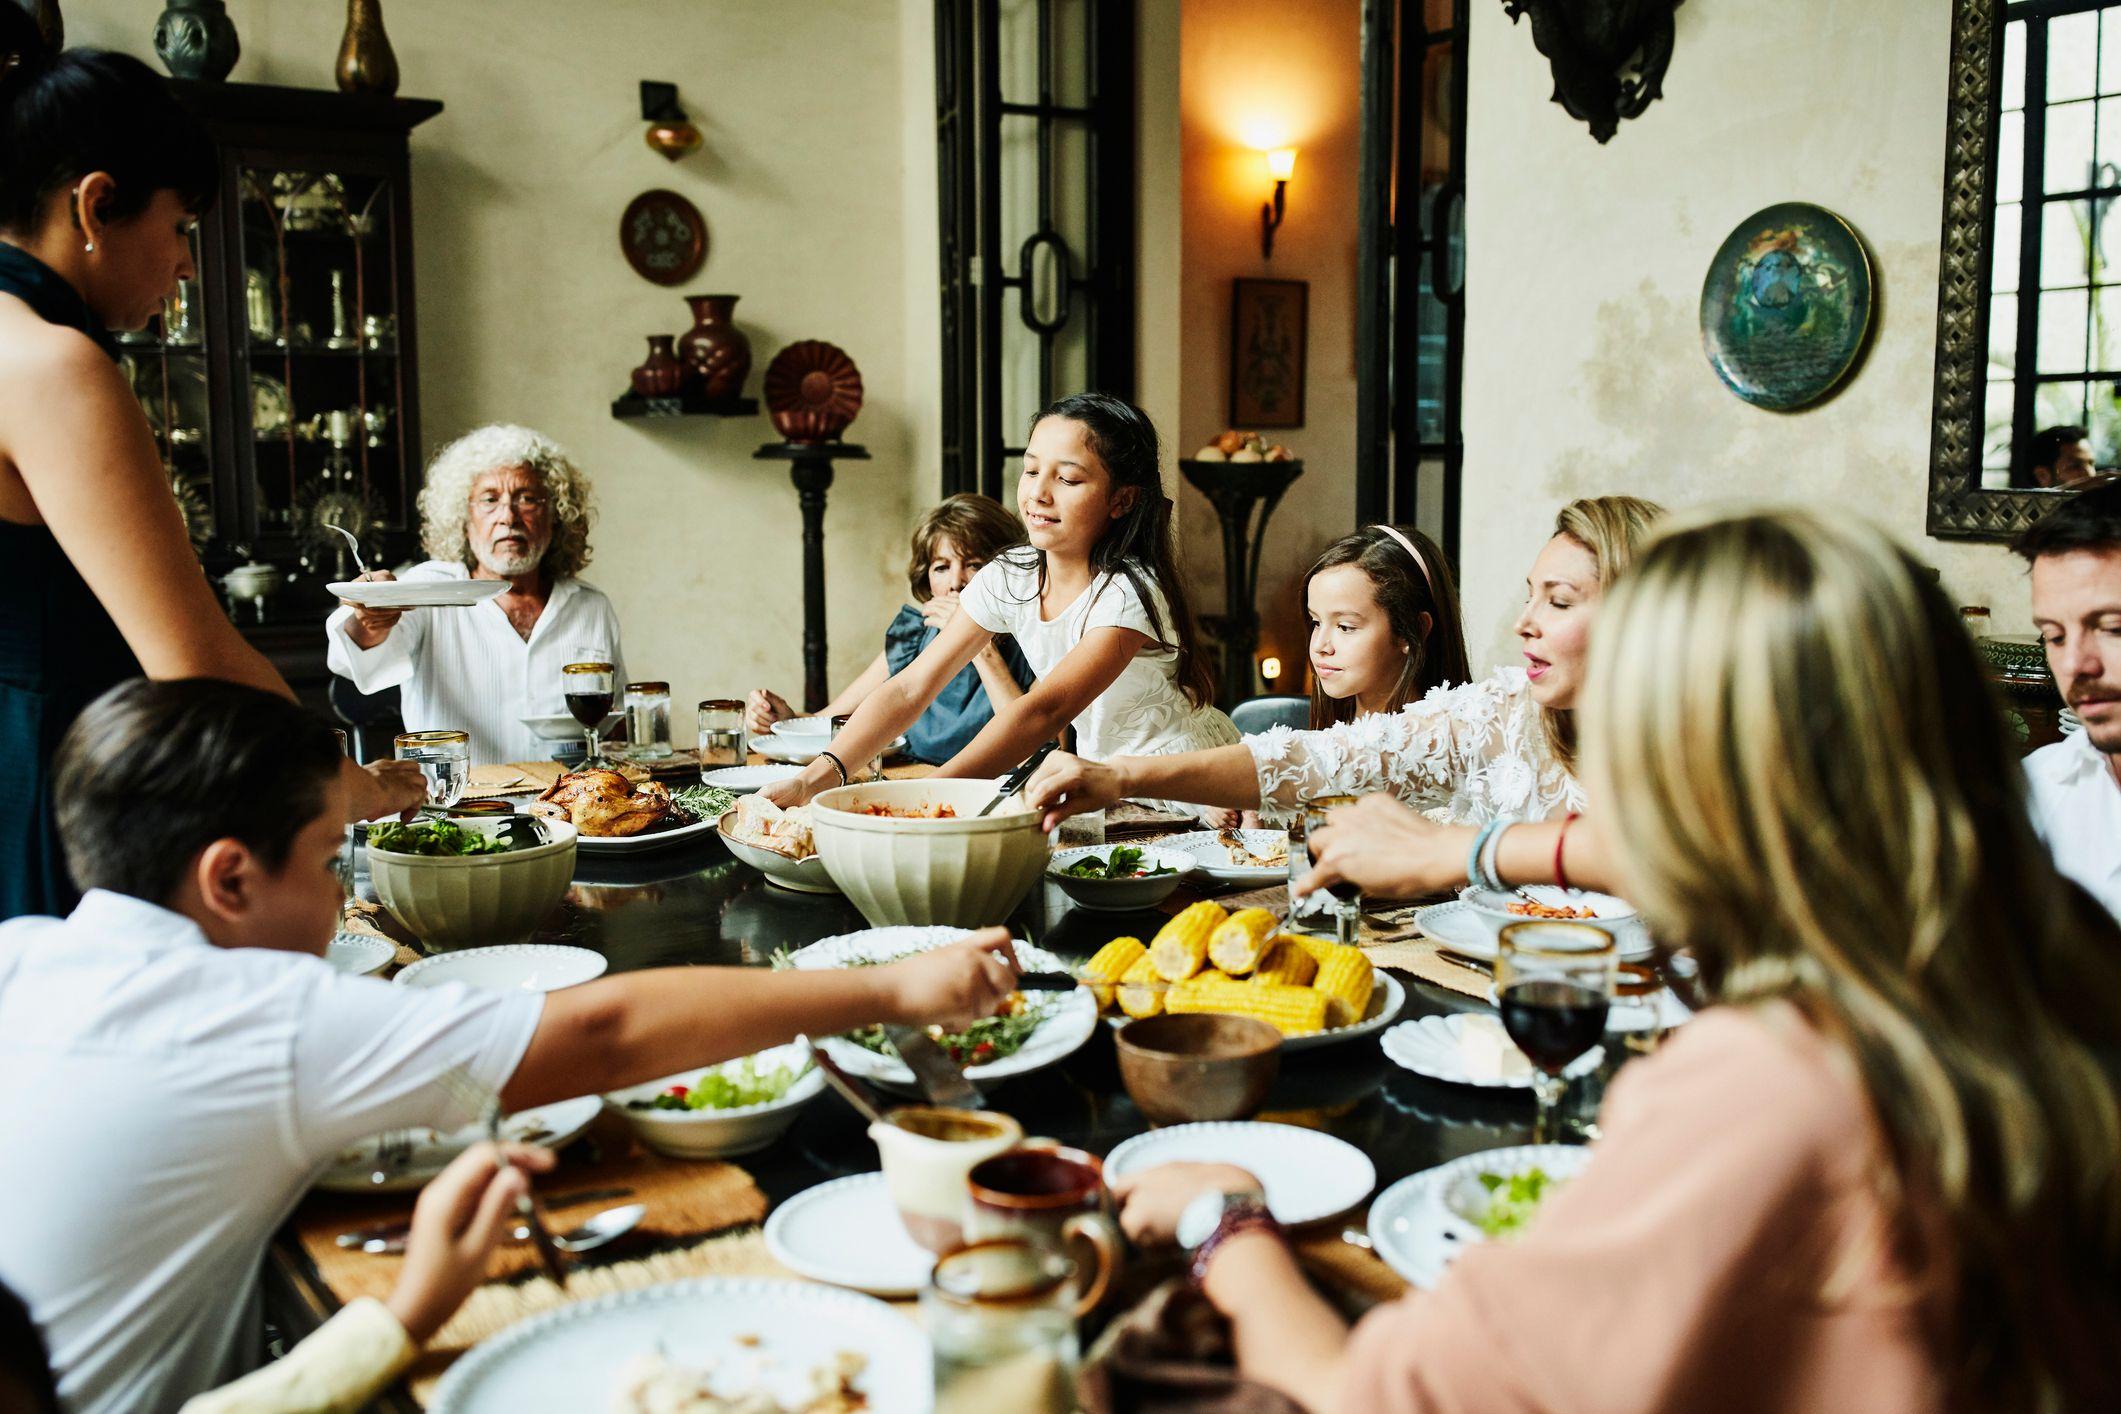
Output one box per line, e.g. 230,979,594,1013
1465,819,1503,890
1479,817,1517,892
1188,1200,1283,1289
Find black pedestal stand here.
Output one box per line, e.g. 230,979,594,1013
754,441,871,712
1177,458,1305,711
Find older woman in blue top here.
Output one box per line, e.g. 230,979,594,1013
748,494,1034,764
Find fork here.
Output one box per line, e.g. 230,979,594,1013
324,523,368,576
367,1130,414,1186
436,1067,569,1287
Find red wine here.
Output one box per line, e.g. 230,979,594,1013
565,690,613,727
1500,980,1608,1076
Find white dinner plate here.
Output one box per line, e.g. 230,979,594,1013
315,1094,604,1194
429,1278,931,1413
1099,967,1405,1051
325,931,395,977
699,764,805,795
328,578,508,610
1103,1122,1375,1226
1415,899,1656,963
1380,1012,1602,1089
754,732,907,766
518,712,621,742
1156,829,1291,885
785,926,1098,1091
572,812,723,855
763,1174,936,1297
395,944,607,993
1367,1143,1590,1288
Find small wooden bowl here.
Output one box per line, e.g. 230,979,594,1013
1115,1014,1281,1125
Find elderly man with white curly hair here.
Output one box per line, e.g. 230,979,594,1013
326,424,624,765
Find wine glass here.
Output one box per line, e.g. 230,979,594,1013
393,729,470,809
562,660,616,767
1497,920,1616,1144
1298,794,1362,944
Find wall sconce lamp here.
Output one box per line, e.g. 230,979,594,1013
1260,654,1283,683
1260,148,1296,259
641,80,702,162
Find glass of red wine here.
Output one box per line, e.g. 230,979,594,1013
1497,920,1617,1144
1298,794,1363,945
561,660,616,767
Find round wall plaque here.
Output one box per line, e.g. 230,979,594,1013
619,189,708,286
1699,202,1874,412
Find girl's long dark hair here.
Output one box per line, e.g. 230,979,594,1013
1016,392,1216,708
1304,524,1470,728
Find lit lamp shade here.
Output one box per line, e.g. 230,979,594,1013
1266,147,1298,181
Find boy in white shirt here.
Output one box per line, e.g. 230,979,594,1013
0,679,1017,1414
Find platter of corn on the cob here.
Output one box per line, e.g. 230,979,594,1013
1081,901,1404,1051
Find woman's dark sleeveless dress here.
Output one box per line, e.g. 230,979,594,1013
0,244,143,920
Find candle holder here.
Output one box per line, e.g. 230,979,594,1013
755,440,871,712
1178,457,1304,710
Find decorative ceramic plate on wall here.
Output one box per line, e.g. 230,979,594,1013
1700,201,1874,412
619,188,708,286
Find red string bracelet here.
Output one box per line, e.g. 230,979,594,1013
1554,812,1580,891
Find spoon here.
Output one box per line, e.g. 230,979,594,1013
324,522,368,576
526,1202,645,1253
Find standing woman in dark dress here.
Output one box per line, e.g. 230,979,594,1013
0,17,420,921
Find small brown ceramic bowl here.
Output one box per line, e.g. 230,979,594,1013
1115,1014,1282,1125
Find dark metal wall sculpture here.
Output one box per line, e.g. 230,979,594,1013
1501,0,1682,143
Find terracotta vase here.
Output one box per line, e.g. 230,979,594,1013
153,0,239,81
676,294,752,400
335,0,399,97
630,335,685,398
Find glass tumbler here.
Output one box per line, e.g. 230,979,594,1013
924,1240,1082,1414
696,699,747,771
1297,793,1362,944
393,729,469,809
623,681,673,759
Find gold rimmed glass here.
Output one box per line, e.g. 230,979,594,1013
696,698,746,771
562,661,616,767
1298,793,1362,944
393,729,470,808
624,680,674,760
1496,920,1616,1144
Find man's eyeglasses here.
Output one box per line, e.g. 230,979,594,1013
470,491,550,513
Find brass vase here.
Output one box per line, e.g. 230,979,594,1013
335,0,399,97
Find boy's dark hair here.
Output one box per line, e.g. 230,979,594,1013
2022,423,2088,483
0,10,218,233
0,1278,60,1414
54,679,344,905
2010,476,2121,563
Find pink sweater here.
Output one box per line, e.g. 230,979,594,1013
1343,1007,1950,1413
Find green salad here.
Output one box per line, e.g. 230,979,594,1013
366,819,519,856
669,784,738,824
633,1055,809,1112
1474,1168,1559,1238
1059,845,1174,880
846,997,1053,1067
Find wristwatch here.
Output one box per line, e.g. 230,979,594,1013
1177,1185,1269,1251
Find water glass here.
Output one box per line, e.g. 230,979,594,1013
393,729,469,809
562,661,616,766
924,1240,1081,1414
1298,794,1362,944
1497,920,1616,1144
623,680,673,759
830,714,882,781
696,699,746,771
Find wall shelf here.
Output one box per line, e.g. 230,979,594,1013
610,391,760,420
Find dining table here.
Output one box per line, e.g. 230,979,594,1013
266,760,1618,1409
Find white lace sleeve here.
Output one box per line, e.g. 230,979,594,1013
1243,672,1527,825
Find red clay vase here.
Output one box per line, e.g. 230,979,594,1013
630,334,685,397
676,294,752,400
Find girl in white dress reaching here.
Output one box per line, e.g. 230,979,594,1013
1025,495,1664,829
761,393,1236,810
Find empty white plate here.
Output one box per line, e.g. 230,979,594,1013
754,733,906,765
1380,1012,1602,1089
328,578,508,609
700,764,805,795
396,944,608,993
325,931,395,977
1104,1122,1375,1227
764,1174,936,1297
1156,829,1291,885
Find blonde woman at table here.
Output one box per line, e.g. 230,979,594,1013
0,16,420,923
760,393,1238,815
1023,495,1663,830
1112,508,2121,1414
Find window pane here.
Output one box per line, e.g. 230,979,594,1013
2046,99,2096,193
2089,388,2120,467
2004,18,2028,111
1983,376,2014,471
2041,200,2092,288
2105,12,2121,97
1998,109,2024,203
2096,286,2121,371
2034,379,2091,432
2039,288,2090,372
2051,11,2099,103
2098,96,2121,179
1990,292,2018,372
1993,201,2021,293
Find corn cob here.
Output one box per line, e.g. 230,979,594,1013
1081,937,1147,1008
1278,932,1338,965
1118,952,1166,1018
1166,975,1327,1036
1312,946,1375,1028
1148,900,1226,982
1206,908,1279,976
1250,936,1318,988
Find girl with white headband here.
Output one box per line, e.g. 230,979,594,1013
1301,523,1469,729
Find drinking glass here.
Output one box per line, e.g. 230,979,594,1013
1497,920,1617,1144
623,681,673,759
329,729,355,897
1298,794,1362,944
923,1239,1082,1414
696,699,746,771
830,713,882,782
393,729,469,808
561,661,616,766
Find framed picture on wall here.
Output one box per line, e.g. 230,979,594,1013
1229,278,1308,428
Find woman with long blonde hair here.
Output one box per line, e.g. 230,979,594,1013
1025,494,1663,828
1113,508,2121,1412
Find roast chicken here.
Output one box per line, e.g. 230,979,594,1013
529,768,681,838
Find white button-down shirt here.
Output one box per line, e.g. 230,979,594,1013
325,559,624,766
2025,728,2121,923
0,891,542,1414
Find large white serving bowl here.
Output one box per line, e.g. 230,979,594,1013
1457,883,1653,958
606,1043,825,1158
808,778,1049,928
367,817,576,951
395,944,607,993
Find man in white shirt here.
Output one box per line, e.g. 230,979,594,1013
0,679,1019,1414
2013,478,2121,921
326,424,624,764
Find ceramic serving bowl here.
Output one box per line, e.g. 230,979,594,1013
1045,845,1194,913
716,809,838,893
367,817,577,951
808,779,1050,928
1457,884,1649,954
1115,1014,1282,1125
606,1044,826,1159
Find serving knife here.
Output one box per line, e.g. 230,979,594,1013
333,1186,634,1250
977,741,1061,818
882,1023,985,1109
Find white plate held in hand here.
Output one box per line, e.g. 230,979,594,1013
329,578,508,610
1103,1122,1375,1226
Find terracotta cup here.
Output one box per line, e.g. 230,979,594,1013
964,1145,1120,1314
868,1105,1022,1254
